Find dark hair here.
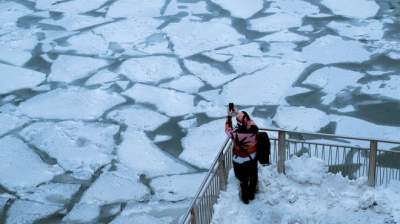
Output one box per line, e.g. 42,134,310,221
241,111,250,122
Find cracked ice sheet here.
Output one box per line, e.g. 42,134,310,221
107,0,163,18
210,0,263,19
0,2,32,26
118,129,190,177
35,0,108,13
18,87,125,120
0,136,63,192
85,70,119,86
248,13,303,33
221,61,306,106
0,104,30,136
302,35,371,65
0,63,46,95
258,30,309,42
180,119,227,169
20,121,119,179
6,200,62,224
48,55,109,83
184,60,237,87
303,67,364,105
40,14,112,31
266,0,320,17
107,105,169,131
152,173,206,202
163,18,243,58
321,0,379,19
62,203,100,223
119,56,182,84
160,75,204,94
360,75,400,101
19,183,80,205
56,31,109,55
327,20,384,41
81,165,149,205
123,84,195,117
164,0,208,16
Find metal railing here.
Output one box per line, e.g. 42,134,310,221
181,128,400,224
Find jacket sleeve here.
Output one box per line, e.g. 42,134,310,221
225,116,234,139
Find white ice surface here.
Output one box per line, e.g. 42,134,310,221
163,18,243,57
210,0,263,19
35,0,108,13
0,136,63,192
303,67,364,104
321,0,380,19
107,0,164,18
266,0,320,17
360,75,400,101
160,75,204,93
302,35,371,64
19,183,80,205
118,129,190,177
48,55,109,83
178,118,197,129
327,20,384,41
120,56,182,84
180,119,226,169
151,173,206,201
40,14,112,31
18,87,125,120
0,63,46,95
62,203,100,223
213,43,263,57
111,213,173,224
85,70,119,86
57,31,109,55
184,60,237,87
164,0,209,16
154,135,173,143
212,156,398,224
6,200,62,224
249,13,302,32
0,47,32,66
0,104,30,136
123,84,195,117
258,30,309,42
20,121,119,177
0,2,32,25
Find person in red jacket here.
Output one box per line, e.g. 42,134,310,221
225,106,258,204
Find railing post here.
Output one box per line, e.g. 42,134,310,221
218,155,227,191
368,140,378,187
278,130,286,174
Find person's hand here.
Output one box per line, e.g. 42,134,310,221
227,108,232,117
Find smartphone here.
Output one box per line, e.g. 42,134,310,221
228,103,234,112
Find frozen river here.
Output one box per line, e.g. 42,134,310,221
0,0,400,223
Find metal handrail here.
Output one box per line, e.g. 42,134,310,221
180,127,400,224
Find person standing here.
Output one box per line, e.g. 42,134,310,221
225,105,258,204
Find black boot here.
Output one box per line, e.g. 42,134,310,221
240,183,249,204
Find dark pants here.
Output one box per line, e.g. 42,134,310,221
233,159,258,202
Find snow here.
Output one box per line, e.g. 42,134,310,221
215,43,264,57
19,183,80,205
119,56,182,84
327,20,384,41
273,106,331,132
180,119,227,169
178,118,197,129
107,0,164,18
123,84,195,117
0,136,63,192
63,203,100,223
266,0,320,17
57,31,109,55
302,35,371,64
0,2,32,25
0,105,30,136
303,67,364,104
18,87,125,120
0,63,46,95
163,18,243,57
184,60,237,87
118,129,190,177
321,0,380,19
35,0,108,13
258,30,309,42
48,55,109,83
164,0,209,16
160,75,204,94
6,200,62,224
212,156,399,224
154,135,173,143
360,75,400,101
248,13,302,32
111,213,173,224
85,70,119,86
80,165,149,205
151,173,206,201
0,47,32,66
20,121,119,178
40,14,112,31
210,0,264,19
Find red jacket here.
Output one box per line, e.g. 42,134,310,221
225,117,258,157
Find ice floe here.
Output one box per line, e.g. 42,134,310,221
360,75,400,101
63,203,100,223
321,0,380,19
123,84,195,117
248,13,302,32
20,121,119,178
163,18,243,57
118,129,190,177
48,55,109,83
6,200,62,224
19,183,80,205
215,43,264,57
107,0,164,18
164,0,209,16
258,30,309,42
0,28,38,66
119,56,182,84
195,101,227,118
0,104,30,136
18,87,125,120
108,105,169,131
327,20,384,41
0,2,32,26
210,0,263,19
302,35,371,64
160,75,204,93
303,67,364,104
266,0,320,17
180,119,226,169
85,70,119,86
35,0,108,13
151,173,206,201
0,63,46,95
154,135,173,143
59,31,109,55
184,60,237,87
40,14,112,31
0,136,63,192
178,118,197,129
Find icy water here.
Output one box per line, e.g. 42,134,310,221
0,0,400,223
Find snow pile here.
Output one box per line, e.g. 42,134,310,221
212,156,400,224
